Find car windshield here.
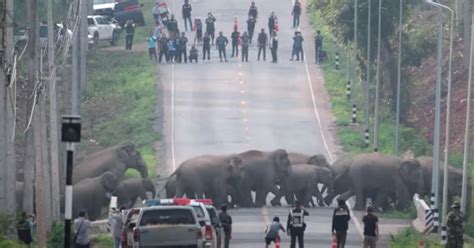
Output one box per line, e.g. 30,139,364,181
139,209,196,226
206,207,220,225
87,18,94,26
93,0,115,4
191,206,206,218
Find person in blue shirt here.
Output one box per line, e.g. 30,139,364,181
167,36,178,63
147,33,158,61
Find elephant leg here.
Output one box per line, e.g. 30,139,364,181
176,181,186,198
301,190,313,208
255,190,268,207
270,186,283,207
129,197,138,208
239,182,254,208
285,194,295,206
185,190,196,199
313,187,324,207
353,186,366,210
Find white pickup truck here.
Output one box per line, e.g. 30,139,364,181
87,15,120,46
133,206,211,248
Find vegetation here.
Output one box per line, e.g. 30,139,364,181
389,228,443,248
91,233,114,247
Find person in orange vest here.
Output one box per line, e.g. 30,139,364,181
265,216,286,248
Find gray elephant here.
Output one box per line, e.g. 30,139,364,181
73,143,148,183
338,153,424,210
271,164,334,207
324,158,353,205
73,172,119,221
174,155,243,207
417,157,471,214
114,178,156,208
237,149,291,207
288,152,330,167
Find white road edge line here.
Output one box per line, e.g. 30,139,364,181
171,64,176,171
297,0,364,238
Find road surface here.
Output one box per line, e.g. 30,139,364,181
156,0,409,246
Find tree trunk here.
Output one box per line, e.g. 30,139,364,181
463,0,472,67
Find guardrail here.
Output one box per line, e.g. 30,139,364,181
412,193,434,233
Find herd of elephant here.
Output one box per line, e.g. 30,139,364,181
161,149,471,214
16,143,469,221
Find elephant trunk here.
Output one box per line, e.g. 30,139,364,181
137,157,149,178
151,186,157,199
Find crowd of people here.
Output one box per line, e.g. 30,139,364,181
126,0,328,64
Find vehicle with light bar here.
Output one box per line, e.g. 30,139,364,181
143,198,220,248
133,205,210,248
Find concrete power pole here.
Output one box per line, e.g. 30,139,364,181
47,0,61,222
0,0,7,213
463,0,472,67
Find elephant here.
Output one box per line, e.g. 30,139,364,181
73,172,119,221
271,164,334,207
288,152,330,167
323,158,353,206
113,178,156,208
73,143,148,183
174,155,243,207
417,157,471,215
237,149,291,207
337,153,424,210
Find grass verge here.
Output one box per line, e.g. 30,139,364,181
82,50,159,178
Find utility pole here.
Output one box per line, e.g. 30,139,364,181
365,0,371,138
461,11,474,216
373,0,382,152
0,0,7,213
463,0,472,67
80,0,88,91
47,0,61,222
352,0,358,121
394,0,403,156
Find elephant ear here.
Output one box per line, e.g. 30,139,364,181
399,159,422,184
274,149,290,173
228,156,243,173
101,172,119,192
117,143,138,160
307,154,329,167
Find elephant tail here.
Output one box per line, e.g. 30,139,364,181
156,170,178,182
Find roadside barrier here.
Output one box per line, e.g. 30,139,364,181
352,104,357,124
364,129,370,147
412,193,434,233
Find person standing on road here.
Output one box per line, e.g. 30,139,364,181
248,1,258,20
124,19,135,50
108,207,125,248
219,204,233,248
268,12,277,35
167,36,177,63
215,31,229,62
241,31,250,62
158,35,169,63
74,211,92,248
16,212,33,246
231,27,240,58
265,216,286,248
153,2,160,22
269,31,278,63
247,16,257,45
167,14,179,37
194,19,203,45
290,31,304,61
202,32,211,60
314,30,323,64
206,12,217,44
362,206,379,248
446,201,464,248
292,0,302,28
332,200,350,248
182,0,192,31
257,29,267,61
147,33,158,61
177,32,189,63
287,201,309,248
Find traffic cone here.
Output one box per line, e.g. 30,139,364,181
418,240,425,248
331,236,337,248
275,237,280,248
274,17,279,32
234,16,238,31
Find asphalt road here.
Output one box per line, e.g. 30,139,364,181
156,0,410,246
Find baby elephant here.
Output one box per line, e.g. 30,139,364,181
114,178,156,208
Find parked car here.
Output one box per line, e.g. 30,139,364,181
93,0,145,27
87,15,120,46
133,205,211,248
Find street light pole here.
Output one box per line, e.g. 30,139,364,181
373,0,382,152
365,0,372,137
394,0,403,156
353,0,358,116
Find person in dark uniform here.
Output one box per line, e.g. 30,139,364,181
314,30,323,64
268,12,276,35
292,0,302,28
257,29,267,61
332,200,350,248
287,201,309,248
248,1,258,19
269,31,278,63
158,35,169,63
124,20,135,50
189,45,198,63
194,19,203,45
205,12,217,44
215,31,229,62
231,28,240,57
291,31,304,61
167,14,179,37
219,204,233,248
16,212,33,246
202,32,211,60
182,0,192,31
362,206,379,248
247,16,257,45
177,32,188,63
241,31,250,62
446,201,464,248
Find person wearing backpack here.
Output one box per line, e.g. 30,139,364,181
74,211,91,248
265,216,286,248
